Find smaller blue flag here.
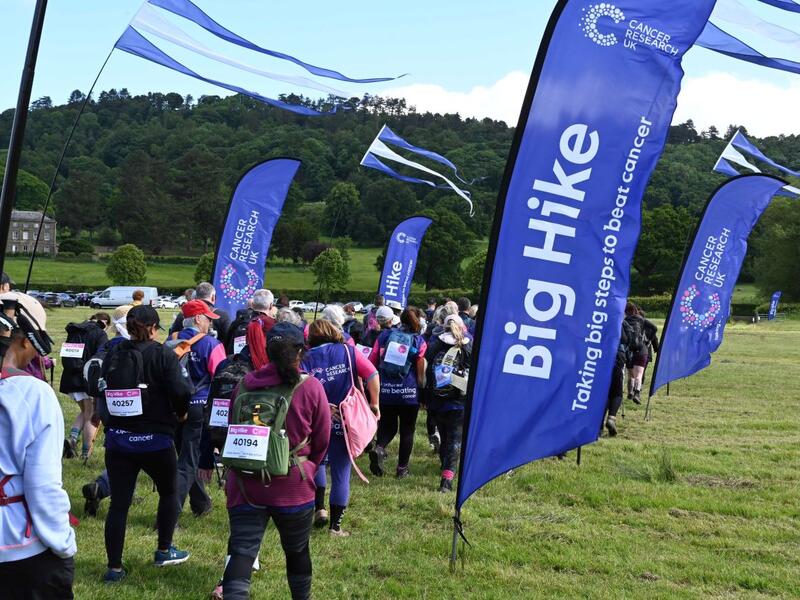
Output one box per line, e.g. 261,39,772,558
756,0,800,14
378,216,433,308
651,175,787,395
768,291,782,320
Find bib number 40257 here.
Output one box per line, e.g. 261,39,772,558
105,389,143,417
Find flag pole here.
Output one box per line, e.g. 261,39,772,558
0,0,49,277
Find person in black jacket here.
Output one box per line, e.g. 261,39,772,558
101,305,193,583
168,282,231,343
605,317,633,437
624,303,658,404
61,312,110,459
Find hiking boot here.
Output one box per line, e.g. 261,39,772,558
103,568,127,584
154,545,190,567
369,446,386,477
314,509,329,528
396,466,410,479
193,503,213,518
605,417,618,437
329,528,351,538
429,433,441,454
63,438,77,459
82,482,101,517
626,393,634,401
439,478,453,493
632,390,642,405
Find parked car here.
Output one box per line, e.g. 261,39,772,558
154,295,178,309
302,301,326,313
289,300,305,310
58,293,77,308
42,293,62,308
75,292,93,306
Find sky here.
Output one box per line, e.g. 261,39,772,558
2,0,800,137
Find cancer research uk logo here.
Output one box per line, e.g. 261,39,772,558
219,263,260,303
580,3,681,55
679,284,722,331
395,232,418,245
580,3,625,47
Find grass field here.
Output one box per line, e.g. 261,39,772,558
40,308,800,599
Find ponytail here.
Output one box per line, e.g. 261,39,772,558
246,315,270,370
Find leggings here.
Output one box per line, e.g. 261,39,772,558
0,550,74,600
607,360,625,418
104,446,179,569
224,506,314,600
312,434,352,506
376,404,419,467
426,411,438,437
433,410,464,475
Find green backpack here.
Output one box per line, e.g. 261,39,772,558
221,375,309,481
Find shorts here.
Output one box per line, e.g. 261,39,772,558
69,391,90,402
632,354,649,368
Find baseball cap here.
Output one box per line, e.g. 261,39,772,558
1,272,14,287
385,300,402,312
128,305,163,329
0,292,47,331
376,306,394,321
181,299,219,319
266,322,305,346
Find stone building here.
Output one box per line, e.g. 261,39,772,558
7,210,57,256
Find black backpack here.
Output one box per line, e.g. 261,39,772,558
227,308,255,354
62,322,92,373
205,356,253,449
100,341,152,423
84,337,126,402
431,343,471,401
626,316,647,355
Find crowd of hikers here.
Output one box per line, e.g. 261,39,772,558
0,280,657,599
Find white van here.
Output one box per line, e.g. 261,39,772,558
90,286,159,308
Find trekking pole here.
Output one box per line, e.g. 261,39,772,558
644,394,653,421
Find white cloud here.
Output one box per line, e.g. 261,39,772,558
674,72,800,137
381,70,800,137
380,71,528,125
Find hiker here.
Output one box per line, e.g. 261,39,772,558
638,307,660,380
169,282,231,343
0,292,76,599
225,299,254,356
60,311,110,460
246,289,278,371
423,302,459,452
173,300,226,519
456,297,475,332
2,300,56,383
320,304,356,347
0,272,13,293
342,303,358,335
605,316,633,437
425,314,472,492
624,302,657,404
222,322,331,600
100,305,193,582
82,304,134,517
302,320,379,536
425,297,437,321
131,290,145,306
362,293,384,337
368,306,427,478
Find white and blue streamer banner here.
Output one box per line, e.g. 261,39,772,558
755,0,800,14
361,125,475,215
713,131,800,196
147,0,405,84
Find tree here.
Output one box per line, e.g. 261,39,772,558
106,244,147,285
0,167,48,211
53,157,110,236
753,198,800,301
323,182,360,235
464,250,487,294
311,248,350,298
194,252,214,284
412,208,476,290
632,205,694,295
58,238,94,255
272,219,319,263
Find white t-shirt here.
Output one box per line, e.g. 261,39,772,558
0,373,76,562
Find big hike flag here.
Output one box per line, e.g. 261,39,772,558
212,159,301,319
650,175,786,396
378,216,433,308
768,291,782,320
457,0,718,510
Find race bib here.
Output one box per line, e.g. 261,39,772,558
223,425,269,461
233,336,246,355
355,344,372,359
209,399,230,428
60,343,85,359
384,341,410,367
106,388,143,417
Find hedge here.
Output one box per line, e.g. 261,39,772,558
756,302,800,317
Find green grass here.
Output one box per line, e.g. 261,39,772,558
43,308,800,599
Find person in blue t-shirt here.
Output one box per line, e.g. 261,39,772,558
172,300,226,519
301,320,379,536
368,306,427,479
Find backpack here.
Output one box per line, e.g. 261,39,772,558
338,346,378,483
626,316,647,355
221,375,309,482
61,322,92,373
228,308,254,355
379,329,417,380
84,337,126,405
365,309,379,334
431,344,470,401
100,341,152,421
205,356,252,449
165,332,205,392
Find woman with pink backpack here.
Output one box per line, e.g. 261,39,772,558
301,320,379,536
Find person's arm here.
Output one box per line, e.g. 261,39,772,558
207,341,227,377
161,346,191,419
22,384,76,558
214,310,231,343
645,319,659,352
415,338,428,388
369,335,381,368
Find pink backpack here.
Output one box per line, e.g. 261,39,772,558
339,346,378,483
